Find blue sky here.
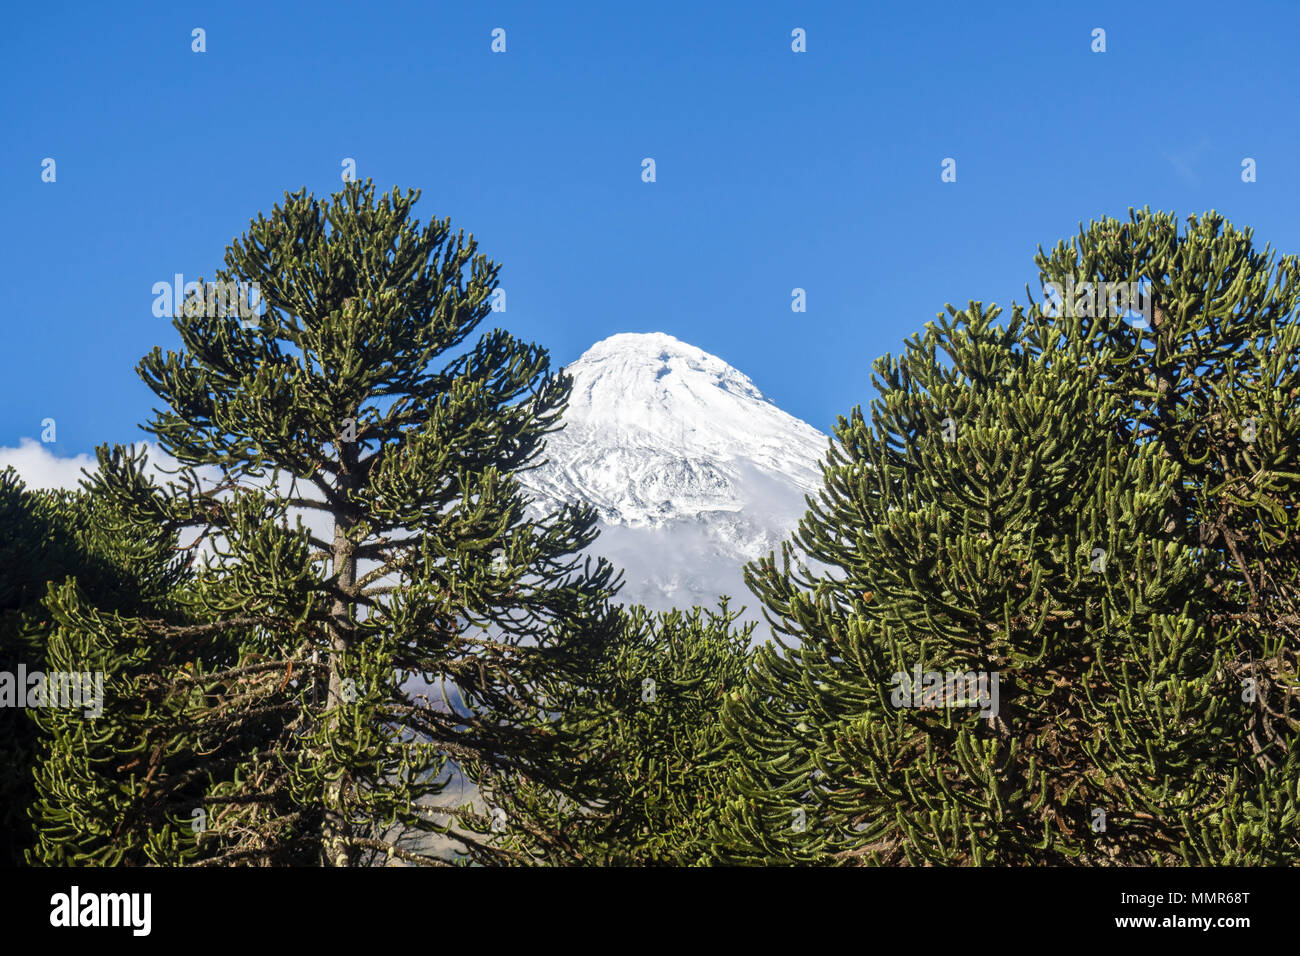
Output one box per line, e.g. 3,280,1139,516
3,0,1297,455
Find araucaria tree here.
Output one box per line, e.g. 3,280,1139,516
2,469,188,864
31,180,619,865
478,601,754,865
723,209,1300,865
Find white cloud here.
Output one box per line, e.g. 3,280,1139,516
0,438,100,491
0,439,335,569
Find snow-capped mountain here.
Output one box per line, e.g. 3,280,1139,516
519,332,829,623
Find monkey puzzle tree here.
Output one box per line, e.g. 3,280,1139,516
0,468,59,864
33,180,619,866
25,454,252,866
471,601,753,865
0,470,95,865
721,210,1300,865
1030,210,1300,773
2,466,204,866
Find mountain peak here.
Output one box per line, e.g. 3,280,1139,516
562,333,780,450
521,332,827,618
578,331,735,372
584,330,693,352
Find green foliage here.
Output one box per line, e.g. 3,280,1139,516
722,209,1300,865
473,601,753,865
29,180,621,866
0,468,66,864
1,463,195,865
22,201,1300,868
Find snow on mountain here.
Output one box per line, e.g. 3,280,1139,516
519,332,828,624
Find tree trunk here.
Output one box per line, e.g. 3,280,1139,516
323,450,357,867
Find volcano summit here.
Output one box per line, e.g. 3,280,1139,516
520,332,828,621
